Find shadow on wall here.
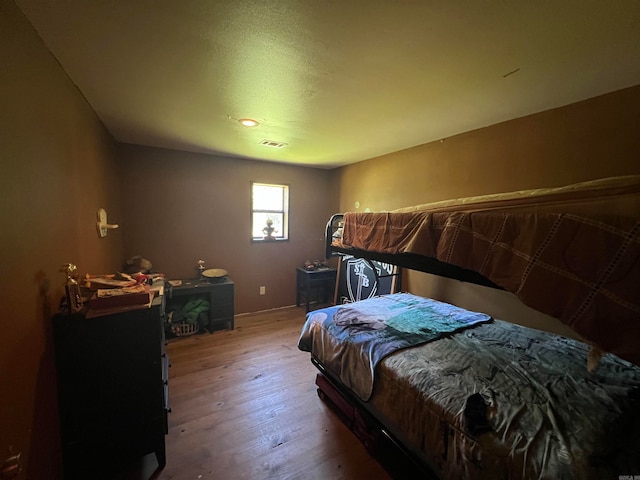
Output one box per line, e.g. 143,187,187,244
27,271,63,479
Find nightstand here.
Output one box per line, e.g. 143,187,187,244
296,267,337,313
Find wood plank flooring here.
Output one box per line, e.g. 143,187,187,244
120,305,392,480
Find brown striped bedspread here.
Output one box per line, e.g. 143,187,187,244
335,176,640,366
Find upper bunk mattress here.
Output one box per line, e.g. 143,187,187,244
334,176,640,366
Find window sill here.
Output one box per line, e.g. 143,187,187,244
251,237,289,243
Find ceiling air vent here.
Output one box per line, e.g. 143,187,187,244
259,140,288,148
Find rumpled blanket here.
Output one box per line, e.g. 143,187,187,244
370,319,640,479
298,292,491,400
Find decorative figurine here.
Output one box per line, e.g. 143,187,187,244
197,259,206,279
263,219,277,240
60,263,83,313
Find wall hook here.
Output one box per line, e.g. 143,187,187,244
96,208,119,238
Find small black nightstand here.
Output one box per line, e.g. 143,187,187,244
296,267,337,313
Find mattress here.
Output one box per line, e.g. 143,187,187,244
299,295,640,480
370,319,640,480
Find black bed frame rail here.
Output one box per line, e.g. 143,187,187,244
325,213,345,259
368,256,403,294
325,213,502,290
311,357,440,480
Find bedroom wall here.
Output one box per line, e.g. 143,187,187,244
333,84,640,338
0,1,125,478
117,144,339,314
335,84,640,213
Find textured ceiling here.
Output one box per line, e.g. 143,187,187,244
16,0,640,168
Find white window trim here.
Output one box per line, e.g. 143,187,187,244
251,182,289,242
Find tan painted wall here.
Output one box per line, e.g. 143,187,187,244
1,2,124,477
336,85,640,214
334,85,640,337
117,144,339,314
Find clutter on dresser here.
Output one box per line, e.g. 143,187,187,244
122,255,153,274
303,259,330,271
193,258,230,283
83,270,165,317
88,284,153,310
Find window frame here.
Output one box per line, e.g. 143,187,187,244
250,181,290,243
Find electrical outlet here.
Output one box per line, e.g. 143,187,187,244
259,286,266,295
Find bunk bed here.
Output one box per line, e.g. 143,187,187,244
298,176,640,479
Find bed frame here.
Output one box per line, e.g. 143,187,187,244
304,176,640,479
312,359,438,479
326,176,640,365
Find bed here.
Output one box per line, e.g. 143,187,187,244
298,176,640,479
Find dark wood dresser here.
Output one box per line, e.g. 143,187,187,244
52,294,169,479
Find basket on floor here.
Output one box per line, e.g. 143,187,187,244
171,321,199,337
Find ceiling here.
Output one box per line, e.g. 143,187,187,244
16,1,640,169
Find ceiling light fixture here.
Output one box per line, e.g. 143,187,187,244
239,118,259,127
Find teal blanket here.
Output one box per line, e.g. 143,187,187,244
298,292,492,400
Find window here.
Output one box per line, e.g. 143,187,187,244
251,182,289,241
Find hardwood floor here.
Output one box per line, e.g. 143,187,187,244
120,305,392,480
